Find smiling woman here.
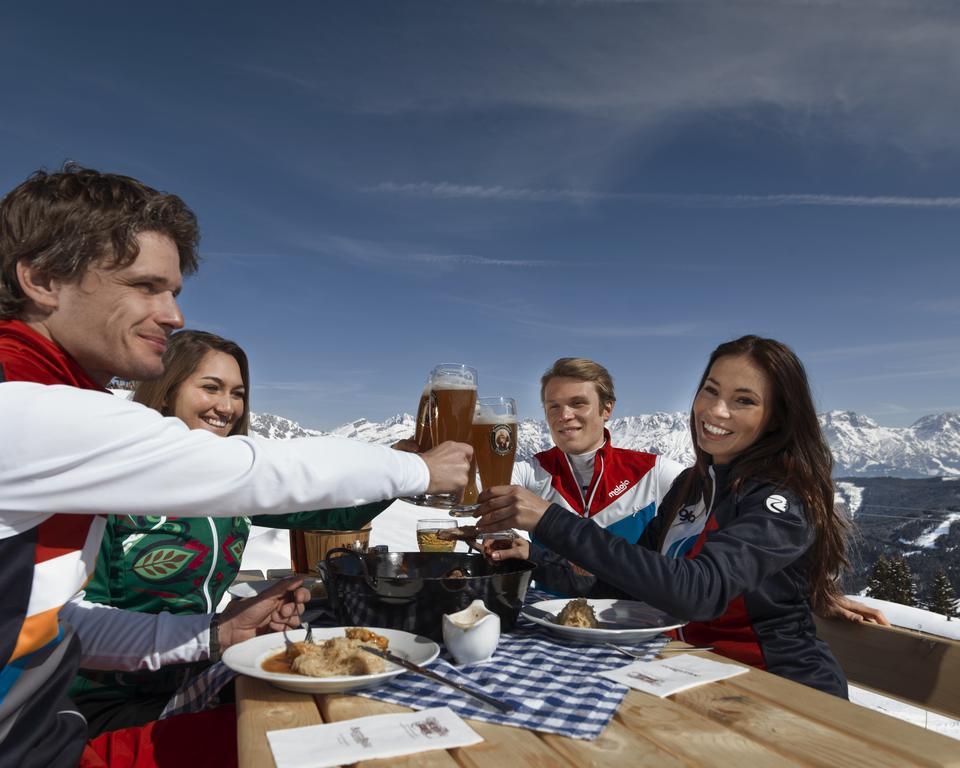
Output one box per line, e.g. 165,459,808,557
693,354,771,465
69,329,392,736
478,336,856,698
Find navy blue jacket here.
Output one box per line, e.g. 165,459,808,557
532,465,847,697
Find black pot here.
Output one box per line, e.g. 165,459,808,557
321,549,535,642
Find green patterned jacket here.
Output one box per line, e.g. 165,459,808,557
69,503,387,701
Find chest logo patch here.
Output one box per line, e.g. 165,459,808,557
677,505,700,523
766,494,789,514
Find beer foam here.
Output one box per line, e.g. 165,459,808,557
430,371,477,390
474,408,517,424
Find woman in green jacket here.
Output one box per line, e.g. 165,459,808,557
72,330,390,734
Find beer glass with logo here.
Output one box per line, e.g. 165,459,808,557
471,396,518,493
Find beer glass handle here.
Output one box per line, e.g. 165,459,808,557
428,390,439,447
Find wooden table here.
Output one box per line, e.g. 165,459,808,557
236,643,960,768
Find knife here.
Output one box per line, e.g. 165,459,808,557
360,646,513,713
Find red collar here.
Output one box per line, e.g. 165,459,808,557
535,429,613,514
0,320,107,391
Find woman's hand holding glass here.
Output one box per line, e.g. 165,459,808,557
481,536,530,562
477,485,550,534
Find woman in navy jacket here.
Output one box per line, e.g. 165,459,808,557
479,335,850,697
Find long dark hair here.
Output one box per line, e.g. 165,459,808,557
133,330,250,437
670,335,848,610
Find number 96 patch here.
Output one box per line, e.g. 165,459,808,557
765,494,789,514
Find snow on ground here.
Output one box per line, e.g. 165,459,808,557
849,686,960,741
834,482,864,517
908,512,960,549
844,595,960,739
848,595,960,640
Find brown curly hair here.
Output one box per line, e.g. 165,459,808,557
0,163,199,319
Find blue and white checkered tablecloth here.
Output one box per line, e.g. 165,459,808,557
355,608,667,741
162,590,668,740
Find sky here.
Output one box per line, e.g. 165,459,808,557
3,1,960,430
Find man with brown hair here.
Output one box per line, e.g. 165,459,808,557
480,357,684,596
0,165,470,766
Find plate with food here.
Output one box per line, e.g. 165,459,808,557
222,626,441,693
521,598,686,644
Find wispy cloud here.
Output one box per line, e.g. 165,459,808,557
369,182,610,202
447,295,697,337
238,4,960,156
371,182,960,209
275,231,561,270
808,337,960,360
917,297,960,315
515,0,939,6
256,381,333,393
239,64,318,91
836,366,960,384
517,318,699,337
408,253,562,267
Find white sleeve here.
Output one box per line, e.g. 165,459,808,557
511,460,537,489
656,456,687,506
62,594,211,670
0,383,431,539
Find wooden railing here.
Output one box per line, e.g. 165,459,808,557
815,616,960,719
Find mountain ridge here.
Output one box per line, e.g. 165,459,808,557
249,408,960,478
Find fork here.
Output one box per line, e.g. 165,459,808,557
283,622,315,659
605,642,649,659
605,642,714,659
282,626,297,659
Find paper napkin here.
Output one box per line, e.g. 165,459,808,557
600,654,748,697
267,706,483,768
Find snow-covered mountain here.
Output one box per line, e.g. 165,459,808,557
328,414,415,446
248,412,323,440
820,411,960,478
248,408,960,478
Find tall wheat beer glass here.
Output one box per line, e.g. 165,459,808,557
424,364,478,508
471,397,518,492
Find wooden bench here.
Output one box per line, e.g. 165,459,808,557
815,616,960,719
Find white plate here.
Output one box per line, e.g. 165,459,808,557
522,599,686,644
222,627,440,694
227,578,325,600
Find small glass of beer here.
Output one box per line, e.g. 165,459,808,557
416,519,458,553
471,396,518,491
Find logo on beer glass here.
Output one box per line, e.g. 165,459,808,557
490,424,513,455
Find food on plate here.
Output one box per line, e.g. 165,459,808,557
261,628,390,677
293,638,386,677
345,626,389,650
555,598,599,629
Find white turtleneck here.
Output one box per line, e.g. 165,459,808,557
568,448,598,493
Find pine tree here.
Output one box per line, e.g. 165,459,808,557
888,555,918,607
866,555,893,601
927,569,957,620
